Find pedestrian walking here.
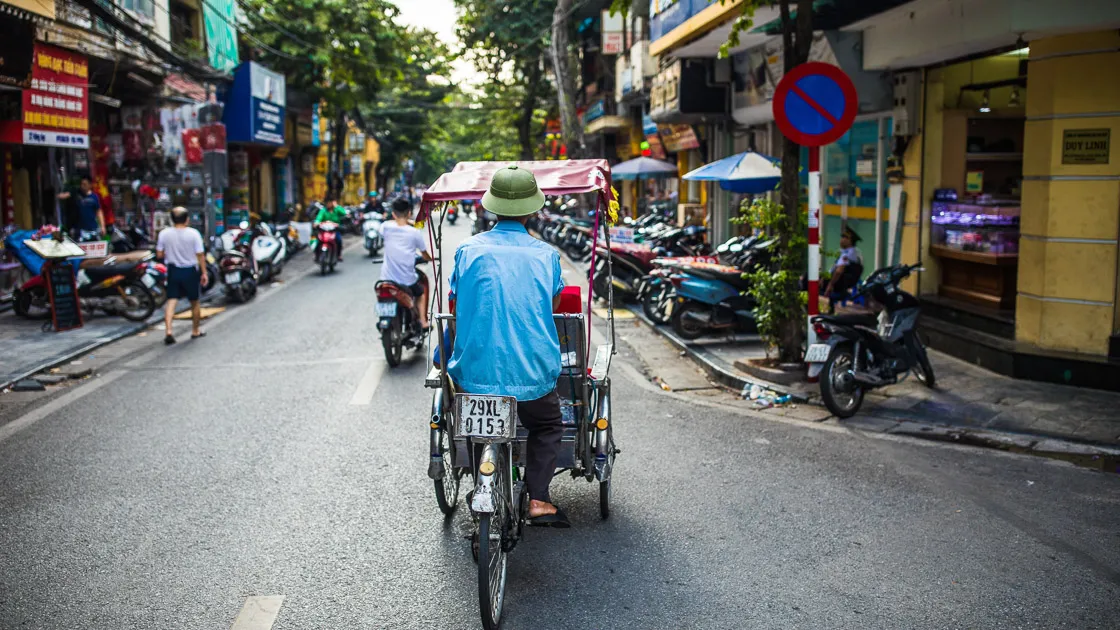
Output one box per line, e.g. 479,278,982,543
157,206,208,344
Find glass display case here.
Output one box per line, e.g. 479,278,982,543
929,193,1019,310
931,199,1020,255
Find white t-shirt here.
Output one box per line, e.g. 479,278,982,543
380,222,429,286
157,226,204,268
834,246,862,270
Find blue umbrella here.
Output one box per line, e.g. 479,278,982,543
682,151,782,194
611,157,680,181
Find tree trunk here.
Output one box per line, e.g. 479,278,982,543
517,60,544,161
550,0,586,159
775,0,814,362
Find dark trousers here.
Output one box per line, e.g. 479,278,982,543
518,391,564,504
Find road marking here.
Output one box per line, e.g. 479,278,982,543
229,595,284,630
0,370,125,445
349,360,386,405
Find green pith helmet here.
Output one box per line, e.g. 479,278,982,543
481,165,546,217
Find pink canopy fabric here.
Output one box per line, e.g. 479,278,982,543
421,159,613,205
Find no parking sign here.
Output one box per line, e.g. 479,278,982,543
772,62,858,342
772,62,858,148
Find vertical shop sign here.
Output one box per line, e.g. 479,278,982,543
2,149,14,226
202,0,239,73
20,43,89,149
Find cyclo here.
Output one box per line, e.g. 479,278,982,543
418,160,621,630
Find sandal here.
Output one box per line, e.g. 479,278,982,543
190,331,207,339
164,334,176,345
528,506,571,529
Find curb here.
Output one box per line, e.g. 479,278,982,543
622,304,1120,467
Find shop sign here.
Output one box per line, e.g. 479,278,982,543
3,149,14,226
311,103,321,146
1062,129,1110,165
224,62,286,146
583,99,606,125
600,10,634,55
658,124,699,153
0,43,89,149
608,227,635,243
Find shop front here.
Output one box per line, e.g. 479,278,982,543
851,0,1120,380
222,61,285,227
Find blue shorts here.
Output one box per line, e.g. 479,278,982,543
167,265,201,301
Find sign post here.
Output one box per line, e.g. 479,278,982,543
772,62,857,346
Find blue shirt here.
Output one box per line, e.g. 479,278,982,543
77,191,101,231
448,221,564,401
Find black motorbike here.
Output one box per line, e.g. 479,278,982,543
807,263,936,418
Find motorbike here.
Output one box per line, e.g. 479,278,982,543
250,222,286,282
13,255,157,322
592,225,710,303
363,210,385,257
375,263,429,367
216,225,258,303
472,209,497,235
446,204,459,225
109,221,152,253
139,259,168,306
807,263,936,418
316,221,340,274
667,238,775,340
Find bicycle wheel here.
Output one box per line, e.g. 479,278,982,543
433,425,459,515
477,449,509,630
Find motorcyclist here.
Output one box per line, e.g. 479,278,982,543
313,198,347,262
363,191,384,217
380,197,432,328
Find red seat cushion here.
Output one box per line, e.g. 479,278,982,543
556,285,582,313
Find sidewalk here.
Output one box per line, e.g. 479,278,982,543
629,307,1120,448
0,290,215,389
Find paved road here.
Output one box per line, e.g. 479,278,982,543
1,219,1118,629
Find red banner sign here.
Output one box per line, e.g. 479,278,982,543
20,43,89,148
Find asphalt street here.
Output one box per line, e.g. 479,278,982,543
1,218,1118,629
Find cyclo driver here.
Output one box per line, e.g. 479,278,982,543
313,198,347,262
448,166,570,528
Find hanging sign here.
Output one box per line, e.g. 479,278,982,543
772,62,857,147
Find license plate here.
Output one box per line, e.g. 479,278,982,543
376,301,397,317
804,343,831,363
224,271,241,285
141,273,156,287
456,394,516,439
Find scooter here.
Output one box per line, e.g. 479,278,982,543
216,225,258,303
446,204,459,225
375,264,429,367
250,222,286,282
667,239,775,340
363,211,384,257
316,221,340,274
807,263,936,418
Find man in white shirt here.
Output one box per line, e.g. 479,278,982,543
379,197,432,328
156,207,208,344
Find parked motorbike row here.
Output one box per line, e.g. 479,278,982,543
533,208,938,418
5,213,314,323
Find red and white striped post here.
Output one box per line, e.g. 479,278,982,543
806,146,821,345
